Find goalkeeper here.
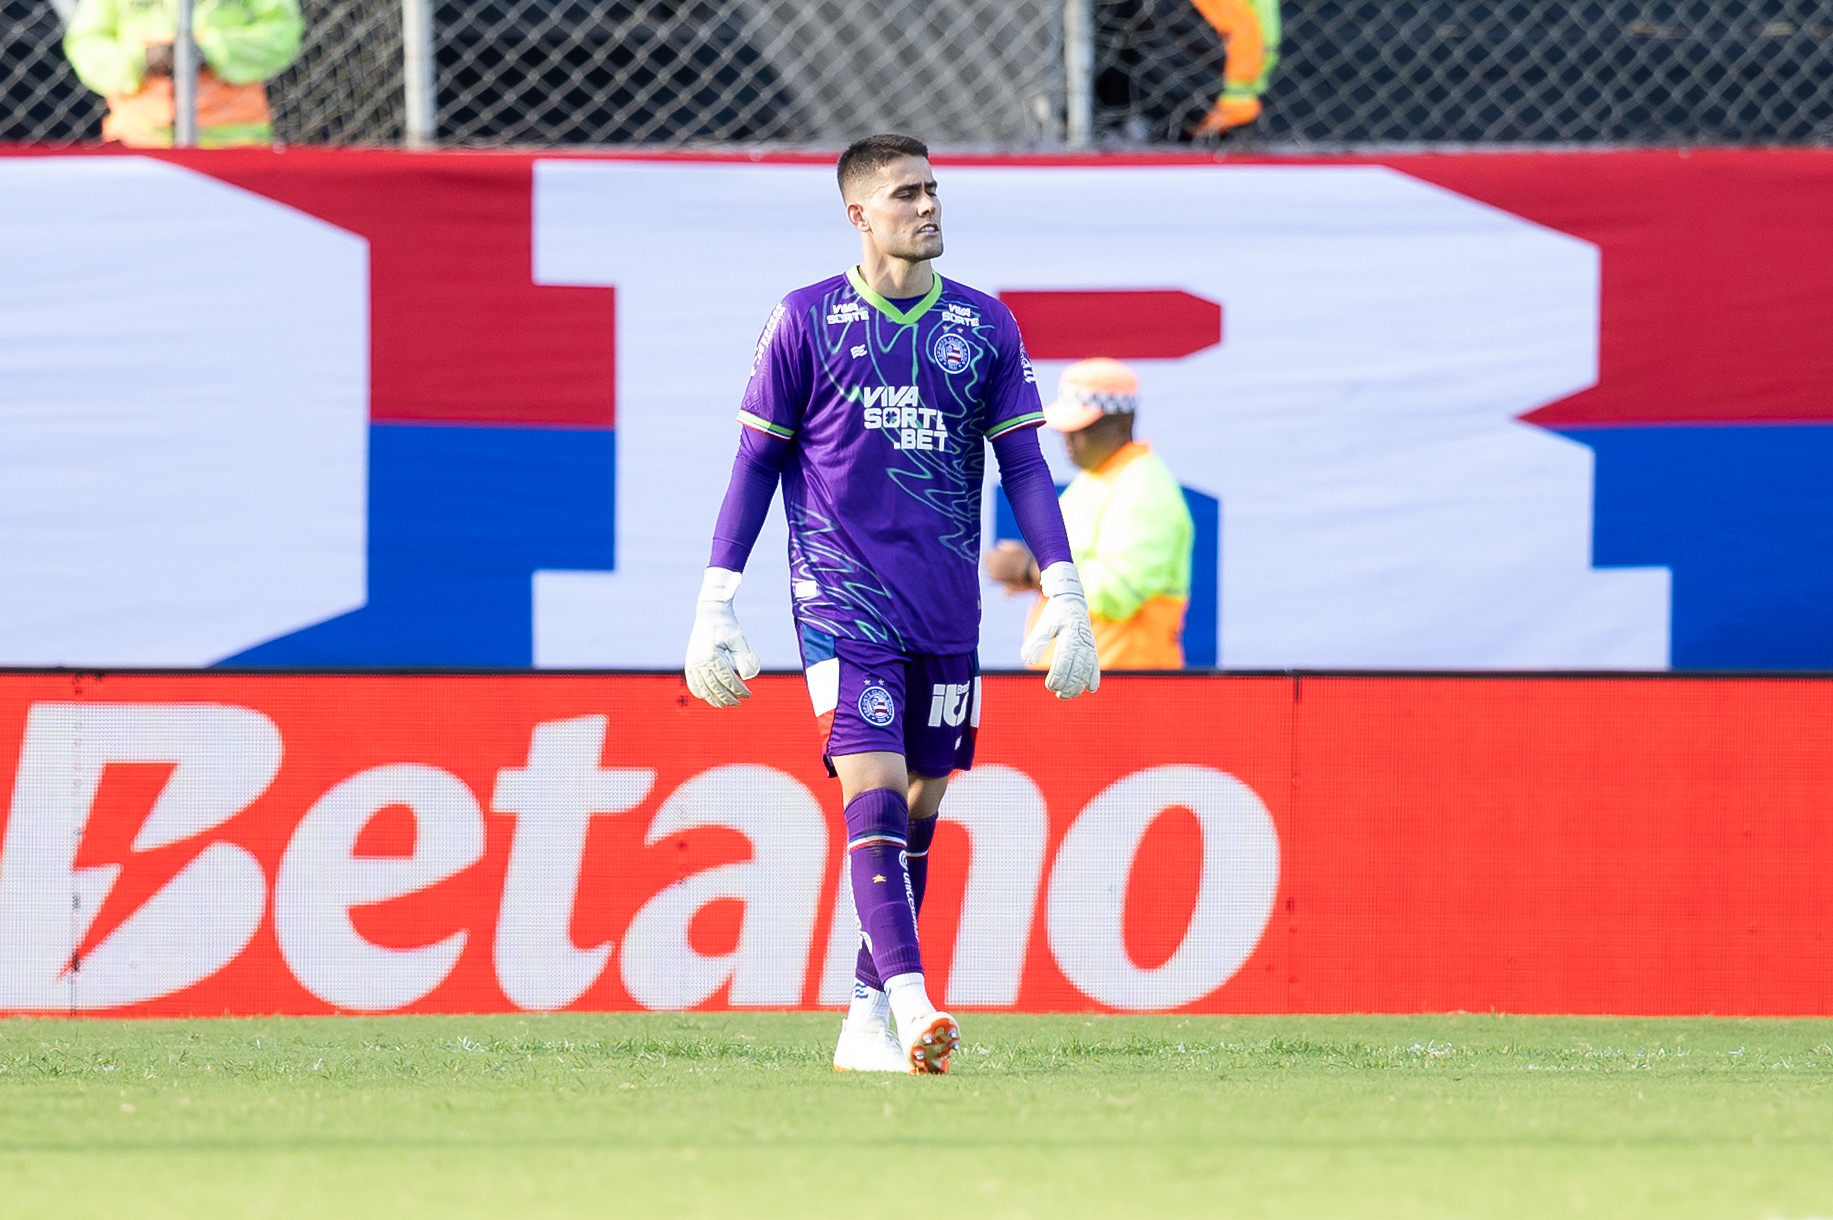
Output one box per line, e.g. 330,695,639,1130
685,134,1098,1077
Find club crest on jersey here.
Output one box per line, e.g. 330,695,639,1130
858,684,896,727
932,331,974,374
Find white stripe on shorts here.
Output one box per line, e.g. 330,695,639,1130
806,656,840,717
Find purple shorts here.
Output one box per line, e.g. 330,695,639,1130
799,627,979,778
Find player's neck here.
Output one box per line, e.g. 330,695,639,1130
854,252,934,301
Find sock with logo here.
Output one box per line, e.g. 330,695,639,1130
846,978,891,1031
844,787,924,985
852,808,939,1001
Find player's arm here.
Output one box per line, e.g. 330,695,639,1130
685,304,807,708
989,421,1100,700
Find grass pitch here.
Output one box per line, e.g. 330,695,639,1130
2,1013,1831,1219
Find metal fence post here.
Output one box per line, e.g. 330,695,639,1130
173,0,197,147
1063,0,1092,147
402,0,435,147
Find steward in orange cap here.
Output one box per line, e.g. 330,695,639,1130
984,359,1195,670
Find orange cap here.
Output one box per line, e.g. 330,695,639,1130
1042,358,1140,432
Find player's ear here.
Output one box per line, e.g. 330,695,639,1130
845,200,870,233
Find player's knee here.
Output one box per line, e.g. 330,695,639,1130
833,749,908,802
843,786,909,840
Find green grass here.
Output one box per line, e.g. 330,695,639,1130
2,1013,1831,1219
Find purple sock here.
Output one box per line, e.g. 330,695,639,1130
854,811,939,992
906,812,937,908
845,788,923,984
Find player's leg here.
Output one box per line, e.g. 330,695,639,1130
832,749,955,1073
820,640,952,1072
802,631,907,1072
901,654,978,943
862,653,978,1072
831,751,923,1072
904,771,947,914
836,768,944,1069
851,769,944,989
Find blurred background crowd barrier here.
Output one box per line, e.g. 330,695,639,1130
6,0,1833,148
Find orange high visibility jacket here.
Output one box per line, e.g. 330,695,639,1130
63,0,303,147
1028,442,1196,671
1190,0,1281,102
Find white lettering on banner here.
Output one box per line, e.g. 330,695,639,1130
531,162,1667,673
936,766,1048,1007
492,715,654,1011
0,702,276,1010
816,764,1046,1008
0,159,368,668
0,705,1281,1015
274,764,485,1011
620,765,826,1010
1047,765,1279,1011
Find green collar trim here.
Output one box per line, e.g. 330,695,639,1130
846,266,943,325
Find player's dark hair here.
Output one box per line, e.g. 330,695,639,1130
837,134,930,199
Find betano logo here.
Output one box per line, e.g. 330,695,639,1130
0,699,1280,1017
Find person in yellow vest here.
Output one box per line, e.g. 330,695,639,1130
64,0,303,147
985,358,1195,670
1188,0,1280,136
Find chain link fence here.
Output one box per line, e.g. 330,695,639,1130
432,0,1060,145
1097,0,1833,145
1,0,101,140
6,0,1833,147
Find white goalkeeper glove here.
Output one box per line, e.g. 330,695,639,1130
684,567,761,708
1021,561,1101,700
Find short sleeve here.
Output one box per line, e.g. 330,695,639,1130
736,300,811,440
982,306,1047,440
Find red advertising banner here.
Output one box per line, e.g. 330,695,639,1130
2,672,1829,1018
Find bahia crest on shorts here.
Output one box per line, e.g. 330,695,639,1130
799,626,979,778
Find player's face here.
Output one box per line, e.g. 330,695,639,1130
853,157,943,263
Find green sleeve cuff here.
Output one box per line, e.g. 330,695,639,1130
986,411,1045,439
737,410,795,439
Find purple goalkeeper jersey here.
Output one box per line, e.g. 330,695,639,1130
738,268,1046,654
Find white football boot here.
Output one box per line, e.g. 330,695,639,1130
900,1011,960,1075
832,1018,909,1073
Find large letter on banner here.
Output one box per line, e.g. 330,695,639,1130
0,702,277,1010
530,161,1666,671
0,157,367,667
1048,765,1280,1011
620,764,827,1010
275,763,485,1011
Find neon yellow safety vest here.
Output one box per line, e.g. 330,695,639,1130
64,0,302,146
1033,441,1196,671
